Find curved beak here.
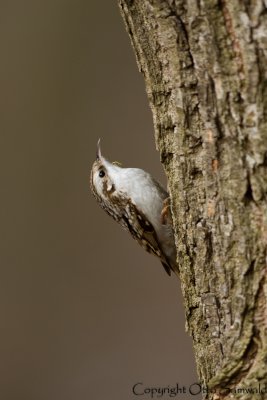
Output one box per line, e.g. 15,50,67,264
96,138,102,160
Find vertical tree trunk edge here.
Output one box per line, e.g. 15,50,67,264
118,1,267,399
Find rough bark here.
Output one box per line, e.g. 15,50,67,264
118,1,267,398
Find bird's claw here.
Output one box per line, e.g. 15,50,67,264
161,197,171,225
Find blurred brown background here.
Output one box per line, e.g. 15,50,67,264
0,1,200,399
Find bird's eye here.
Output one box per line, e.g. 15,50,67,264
99,170,105,178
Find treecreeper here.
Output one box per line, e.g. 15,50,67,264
90,140,179,276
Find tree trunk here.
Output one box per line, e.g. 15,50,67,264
118,0,267,398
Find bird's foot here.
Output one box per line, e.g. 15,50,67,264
161,197,171,225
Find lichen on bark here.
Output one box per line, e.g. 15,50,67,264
118,0,267,398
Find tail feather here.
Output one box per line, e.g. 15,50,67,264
161,261,172,276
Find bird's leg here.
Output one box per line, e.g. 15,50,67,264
161,197,172,225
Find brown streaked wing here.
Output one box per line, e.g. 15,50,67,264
122,200,172,275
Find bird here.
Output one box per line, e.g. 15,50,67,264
90,140,178,276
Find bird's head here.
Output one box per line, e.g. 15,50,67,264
90,139,121,202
